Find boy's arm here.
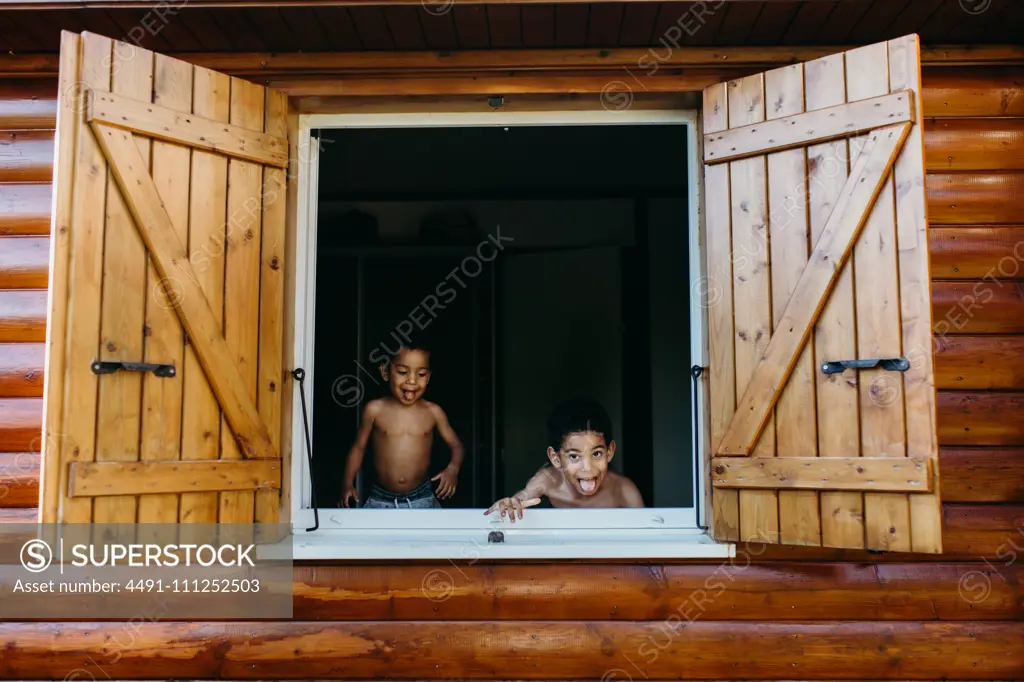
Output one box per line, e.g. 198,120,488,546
484,467,553,520
340,401,378,506
429,403,464,472
428,403,464,499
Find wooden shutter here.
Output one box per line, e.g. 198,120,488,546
702,34,942,553
40,31,290,524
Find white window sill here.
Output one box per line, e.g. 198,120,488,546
271,528,734,560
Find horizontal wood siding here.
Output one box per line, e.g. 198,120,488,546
0,61,1022,682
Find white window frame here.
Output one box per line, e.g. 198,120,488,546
288,107,730,560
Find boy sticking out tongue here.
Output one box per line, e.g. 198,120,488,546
485,397,644,522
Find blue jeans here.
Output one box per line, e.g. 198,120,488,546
363,480,442,509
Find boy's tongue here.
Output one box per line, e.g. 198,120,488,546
579,478,597,493
402,390,416,401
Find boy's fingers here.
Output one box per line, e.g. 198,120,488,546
431,472,442,481
522,498,542,508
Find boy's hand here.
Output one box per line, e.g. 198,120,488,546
431,465,459,499
484,496,541,522
339,485,359,508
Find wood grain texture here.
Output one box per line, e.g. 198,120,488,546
0,342,44,398
0,79,57,129
0,621,1020,679
924,118,1024,171
939,447,1024,503
0,397,42,453
921,67,1024,117
927,172,1024,224
0,131,53,182
938,392,1024,446
0,451,39,507
931,281,1024,334
0,237,48,289
0,507,37,522
934,335,1024,390
288,562,1024,621
0,290,46,342
760,502,1024,561
929,226,1024,279
0,183,51,235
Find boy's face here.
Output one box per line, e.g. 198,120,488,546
381,348,431,405
547,431,615,496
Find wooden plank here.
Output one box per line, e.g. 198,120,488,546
712,456,932,492
718,123,911,457
940,447,1024,502
848,40,911,553
12,46,1024,79
262,72,729,97
0,236,48,288
705,90,915,164
0,130,53,183
0,290,45,342
138,52,192,525
289,562,1024,621
765,62,819,547
87,89,288,168
255,87,287,525
0,79,57,129
68,459,280,497
925,118,1024,171
92,37,154,525
179,65,229,525
931,281,1024,335
0,342,44,398
928,171,1024,224
0,507,37,523
58,31,112,523
938,391,1024,446
0,183,51,236
897,60,941,539
702,81,738,543
934,335,1024,390
89,122,278,463
0,451,39,506
805,51,863,550
0,621,1021,679
929,226,1024,279
0,397,42,453
218,76,265,523
921,66,1024,117
727,73,777,544
37,30,77,524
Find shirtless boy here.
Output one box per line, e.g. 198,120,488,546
485,397,644,522
339,339,464,509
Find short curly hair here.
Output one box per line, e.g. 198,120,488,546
546,397,614,451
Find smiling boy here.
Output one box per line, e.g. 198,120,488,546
485,397,644,521
338,337,464,509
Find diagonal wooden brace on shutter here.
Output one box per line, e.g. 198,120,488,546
713,121,912,462
88,121,278,461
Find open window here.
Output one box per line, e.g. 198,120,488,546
290,111,722,558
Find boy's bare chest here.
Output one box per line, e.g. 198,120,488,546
374,410,435,438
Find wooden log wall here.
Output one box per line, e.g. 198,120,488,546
0,64,1023,680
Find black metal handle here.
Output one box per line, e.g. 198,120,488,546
820,357,909,375
91,361,176,378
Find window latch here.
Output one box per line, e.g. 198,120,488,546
91,360,176,378
820,357,909,375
